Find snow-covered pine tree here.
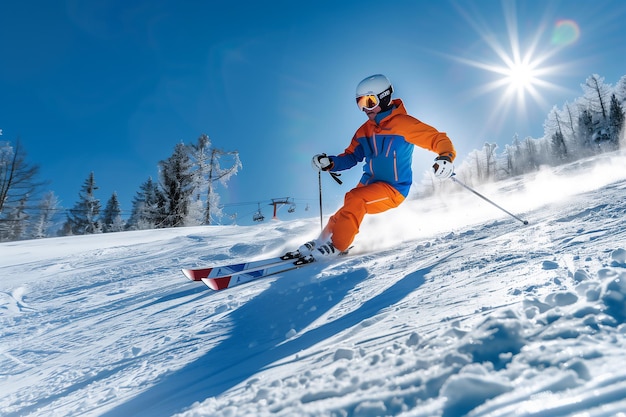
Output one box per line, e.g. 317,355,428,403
158,143,195,227
544,106,569,163
187,134,212,226
189,134,242,225
582,74,611,122
102,192,125,232
64,172,102,235
0,196,29,241
520,137,540,173
482,142,498,180
580,74,614,149
0,140,42,239
455,142,497,185
504,134,524,177
609,94,625,145
576,108,595,153
128,177,162,230
31,191,59,239
553,102,582,157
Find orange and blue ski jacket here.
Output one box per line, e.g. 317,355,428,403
329,98,456,197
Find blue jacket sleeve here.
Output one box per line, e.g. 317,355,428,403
329,138,365,172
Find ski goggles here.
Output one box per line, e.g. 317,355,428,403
356,94,379,111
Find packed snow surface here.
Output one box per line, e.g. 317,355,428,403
2,153,626,417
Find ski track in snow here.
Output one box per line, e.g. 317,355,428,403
1,153,626,416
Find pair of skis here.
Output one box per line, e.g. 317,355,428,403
182,253,315,291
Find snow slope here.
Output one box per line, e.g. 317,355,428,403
2,152,626,417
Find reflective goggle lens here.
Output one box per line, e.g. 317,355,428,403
356,94,379,110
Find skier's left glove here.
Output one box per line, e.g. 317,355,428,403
312,154,333,171
433,156,454,179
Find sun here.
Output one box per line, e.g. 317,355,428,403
506,60,538,93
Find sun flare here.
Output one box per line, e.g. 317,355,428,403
494,52,550,107
450,2,577,132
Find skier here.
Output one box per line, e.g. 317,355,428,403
296,74,456,259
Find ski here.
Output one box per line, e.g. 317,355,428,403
181,256,296,282
200,257,315,291
182,246,351,291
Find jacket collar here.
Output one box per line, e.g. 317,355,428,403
372,98,406,125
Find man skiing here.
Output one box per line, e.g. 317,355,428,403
296,74,456,260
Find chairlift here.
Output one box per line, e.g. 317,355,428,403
288,202,296,213
253,203,265,222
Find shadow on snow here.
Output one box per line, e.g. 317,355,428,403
101,263,432,417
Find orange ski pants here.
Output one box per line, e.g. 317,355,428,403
322,181,405,251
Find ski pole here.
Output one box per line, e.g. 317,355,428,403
318,170,323,231
449,174,529,225
318,170,342,231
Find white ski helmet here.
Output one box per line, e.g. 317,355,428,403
355,74,394,111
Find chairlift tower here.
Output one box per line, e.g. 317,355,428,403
269,197,295,219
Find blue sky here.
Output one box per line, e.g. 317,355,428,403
1,0,625,225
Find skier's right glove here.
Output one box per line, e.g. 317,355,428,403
433,155,454,179
312,154,333,171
